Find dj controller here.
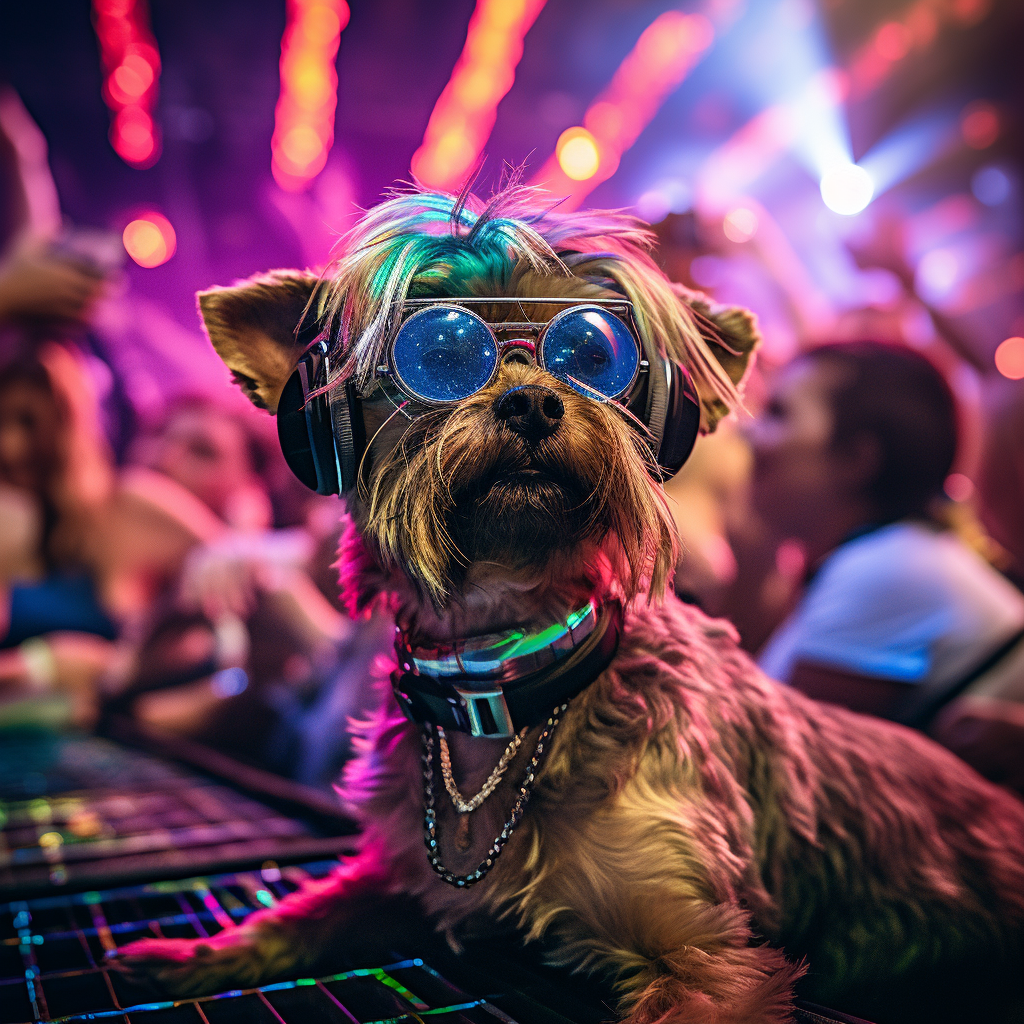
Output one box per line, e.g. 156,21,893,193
0,726,870,1024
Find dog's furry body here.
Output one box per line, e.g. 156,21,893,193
119,186,1024,1023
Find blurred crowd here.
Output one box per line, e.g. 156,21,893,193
2,91,1023,800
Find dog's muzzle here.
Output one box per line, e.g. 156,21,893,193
391,602,621,737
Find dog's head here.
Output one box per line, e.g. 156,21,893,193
198,186,758,631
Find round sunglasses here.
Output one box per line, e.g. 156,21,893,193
379,298,645,406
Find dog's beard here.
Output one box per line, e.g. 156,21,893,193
450,458,592,567
356,365,678,608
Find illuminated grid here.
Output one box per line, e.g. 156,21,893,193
0,741,857,1023
0,862,514,1024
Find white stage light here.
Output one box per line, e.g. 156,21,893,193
820,164,874,215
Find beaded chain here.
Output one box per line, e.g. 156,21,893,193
436,725,527,813
422,703,568,888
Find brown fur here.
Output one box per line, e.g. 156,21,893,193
197,269,321,413
119,193,1024,1024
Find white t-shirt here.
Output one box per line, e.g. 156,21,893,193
758,522,1024,689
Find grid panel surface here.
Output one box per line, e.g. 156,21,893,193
0,861,513,1024
0,736,341,896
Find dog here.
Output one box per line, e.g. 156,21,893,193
117,185,1024,1024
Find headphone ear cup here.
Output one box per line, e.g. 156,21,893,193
277,343,341,495
304,382,341,496
277,368,321,492
656,359,701,477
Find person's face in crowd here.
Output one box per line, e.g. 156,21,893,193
0,380,61,494
152,408,257,522
746,358,855,539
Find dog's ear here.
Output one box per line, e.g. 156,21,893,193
197,269,321,414
676,287,760,433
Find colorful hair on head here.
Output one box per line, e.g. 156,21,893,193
318,179,743,428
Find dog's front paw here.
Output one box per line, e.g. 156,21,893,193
112,932,275,998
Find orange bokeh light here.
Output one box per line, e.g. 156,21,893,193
530,11,713,207
556,128,600,181
994,337,1024,380
123,212,176,268
302,5,345,44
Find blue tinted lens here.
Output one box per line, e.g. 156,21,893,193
541,307,639,399
392,307,497,402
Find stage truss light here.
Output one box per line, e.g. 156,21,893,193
530,11,714,209
819,164,874,215
412,0,548,191
92,0,162,168
272,0,350,192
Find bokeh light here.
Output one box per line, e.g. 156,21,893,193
636,179,692,223
873,22,910,61
917,249,958,299
272,0,350,192
556,128,600,181
531,11,714,208
412,0,547,190
994,337,1024,380
971,165,1011,206
820,164,874,215
723,206,759,243
960,101,1000,149
123,212,176,268
943,473,974,503
92,0,162,168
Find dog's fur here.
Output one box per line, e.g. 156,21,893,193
119,186,1024,1024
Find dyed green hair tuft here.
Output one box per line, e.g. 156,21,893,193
317,181,745,428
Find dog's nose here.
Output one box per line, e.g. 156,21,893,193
494,384,564,442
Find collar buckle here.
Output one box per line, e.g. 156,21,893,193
454,685,515,738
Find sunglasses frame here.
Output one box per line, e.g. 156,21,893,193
381,296,648,408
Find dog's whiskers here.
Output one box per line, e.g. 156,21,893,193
357,402,420,501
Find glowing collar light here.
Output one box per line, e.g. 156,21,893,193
407,601,597,680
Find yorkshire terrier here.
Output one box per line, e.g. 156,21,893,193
118,186,1024,1024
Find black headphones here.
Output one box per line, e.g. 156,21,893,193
276,314,701,496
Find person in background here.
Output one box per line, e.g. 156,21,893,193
0,345,116,727
975,377,1024,590
749,340,1024,721
0,342,228,727
116,394,354,767
925,376,1024,796
129,394,276,533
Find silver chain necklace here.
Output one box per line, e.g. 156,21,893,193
422,703,568,887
